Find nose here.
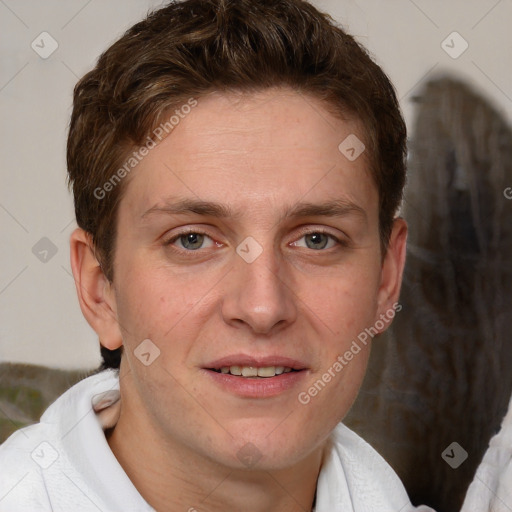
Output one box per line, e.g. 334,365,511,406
221,244,297,335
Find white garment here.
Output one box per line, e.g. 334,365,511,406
461,393,512,512
0,369,434,512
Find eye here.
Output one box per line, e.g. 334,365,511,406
292,231,339,250
166,231,215,251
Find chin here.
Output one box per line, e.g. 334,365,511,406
209,420,323,471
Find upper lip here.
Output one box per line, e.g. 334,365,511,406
204,354,308,370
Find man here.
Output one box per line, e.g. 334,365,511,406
0,1,435,510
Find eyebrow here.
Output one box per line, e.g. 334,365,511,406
141,198,238,220
285,200,367,222
140,197,367,222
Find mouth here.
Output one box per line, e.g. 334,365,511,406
202,355,308,397
209,365,299,378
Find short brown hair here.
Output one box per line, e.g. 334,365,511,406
67,0,407,369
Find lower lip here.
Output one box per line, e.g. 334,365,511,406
202,369,308,398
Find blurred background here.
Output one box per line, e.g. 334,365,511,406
1,1,512,511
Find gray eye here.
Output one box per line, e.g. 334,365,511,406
305,233,329,250
179,233,205,250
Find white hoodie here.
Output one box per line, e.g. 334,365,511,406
0,369,434,512
461,393,512,512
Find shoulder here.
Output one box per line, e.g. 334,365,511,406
315,423,435,512
0,422,57,510
0,370,120,512
462,392,512,511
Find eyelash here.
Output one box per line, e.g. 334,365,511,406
162,229,216,248
162,227,346,251
293,226,346,248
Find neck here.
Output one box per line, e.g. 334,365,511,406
107,373,323,512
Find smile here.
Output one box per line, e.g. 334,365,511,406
203,354,308,397
210,366,296,378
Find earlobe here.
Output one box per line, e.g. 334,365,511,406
376,218,408,321
69,228,123,351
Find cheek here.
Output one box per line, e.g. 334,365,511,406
114,262,205,345
297,343,371,439
298,263,381,338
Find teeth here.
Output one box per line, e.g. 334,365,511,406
257,367,275,377
216,366,294,377
230,365,242,376
241,366,258,377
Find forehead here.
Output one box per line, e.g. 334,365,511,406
120,88,377,223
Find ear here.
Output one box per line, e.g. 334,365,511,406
69,228,123,351
375,218,407,329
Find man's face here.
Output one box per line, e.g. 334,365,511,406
107,88,400,470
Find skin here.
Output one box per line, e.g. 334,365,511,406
70,88,407,512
